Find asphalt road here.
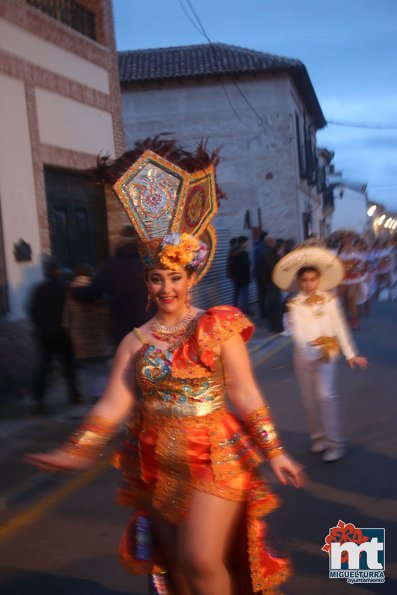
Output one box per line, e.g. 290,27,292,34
0,299,396,595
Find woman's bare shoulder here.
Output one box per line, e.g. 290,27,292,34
118,328,147,357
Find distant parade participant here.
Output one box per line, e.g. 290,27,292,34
374,238,395,301
337,233,366,329
273,245,368,462
365,239,379,310
355,238,372,316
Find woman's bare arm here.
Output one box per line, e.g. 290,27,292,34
221,334,306,488
87,332,140,423
221,333,266,415
25,333,141,471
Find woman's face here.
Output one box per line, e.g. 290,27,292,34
146,268,193,314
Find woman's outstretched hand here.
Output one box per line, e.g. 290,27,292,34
24,449,95,473
268,453,307,488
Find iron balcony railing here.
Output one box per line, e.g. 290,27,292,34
26,0,96,41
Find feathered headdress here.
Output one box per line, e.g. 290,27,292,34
92,136,224,283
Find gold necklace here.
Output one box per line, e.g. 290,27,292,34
303,293,325,306
151,311,193,345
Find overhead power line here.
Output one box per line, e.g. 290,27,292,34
177,0,278,135
178,1,397,138
327,120,397,130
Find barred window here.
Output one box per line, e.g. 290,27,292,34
26,0,96,41
295,113,306,179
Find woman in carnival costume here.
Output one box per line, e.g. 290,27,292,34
337,232,367,329
27,138,305,595
273,244,368,463
374,237,395,301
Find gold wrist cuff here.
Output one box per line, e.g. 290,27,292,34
63,415,116,459
244,406,285,460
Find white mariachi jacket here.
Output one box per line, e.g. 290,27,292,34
287,291,358,361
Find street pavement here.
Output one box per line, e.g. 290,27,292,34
0,299,396,594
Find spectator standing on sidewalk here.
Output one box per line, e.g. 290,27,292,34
226,237,238,280
72,226,154,347
273,245,368,462
230,235,252,315
63,263,110,402
258,236,283,332
27,260,82,414
254,230,268,318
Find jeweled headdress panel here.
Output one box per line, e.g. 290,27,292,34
113,150,218,282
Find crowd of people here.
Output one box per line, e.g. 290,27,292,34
27,226,395,418
27,226,152,414
227,232,294,333
330,233,396,329
227,230,396,334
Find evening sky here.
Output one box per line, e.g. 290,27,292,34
113,0,397,210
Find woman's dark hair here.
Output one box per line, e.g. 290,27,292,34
297,266,320,278
145,268,195,280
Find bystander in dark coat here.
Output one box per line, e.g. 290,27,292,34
72,227,153,346
258,237,283,332
254,231,268,318
28,260,81,414
63,264,110,401
230,236,252,315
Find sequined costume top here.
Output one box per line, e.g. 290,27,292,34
374,247,395,274
113,305,290,594
339,250,366,284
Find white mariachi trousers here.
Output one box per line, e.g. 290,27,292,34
293,350,346,449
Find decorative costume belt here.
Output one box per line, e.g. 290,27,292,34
142,394,224,418
310,336,340,362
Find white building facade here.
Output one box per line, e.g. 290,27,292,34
119,44,327,245
0,0,125,318
328,171,369,235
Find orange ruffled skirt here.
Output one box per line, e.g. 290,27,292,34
112,407,291,594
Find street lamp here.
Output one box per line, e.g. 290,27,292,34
377,214,386,225
385,217,392,228
367,205,376,216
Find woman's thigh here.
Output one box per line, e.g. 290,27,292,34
177,490,245,568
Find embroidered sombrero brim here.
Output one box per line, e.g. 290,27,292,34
272,246,344,291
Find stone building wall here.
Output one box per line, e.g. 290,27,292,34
121,74,322,242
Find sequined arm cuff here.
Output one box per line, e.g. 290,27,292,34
63,415,117,459
244,406,285,460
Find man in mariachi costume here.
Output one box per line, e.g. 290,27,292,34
273,245,368,463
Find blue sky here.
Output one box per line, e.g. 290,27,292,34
113,0,397,210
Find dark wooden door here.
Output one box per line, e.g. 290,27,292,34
44,167,109,269
0,200,8,313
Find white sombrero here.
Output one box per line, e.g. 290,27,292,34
272,246,344,291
